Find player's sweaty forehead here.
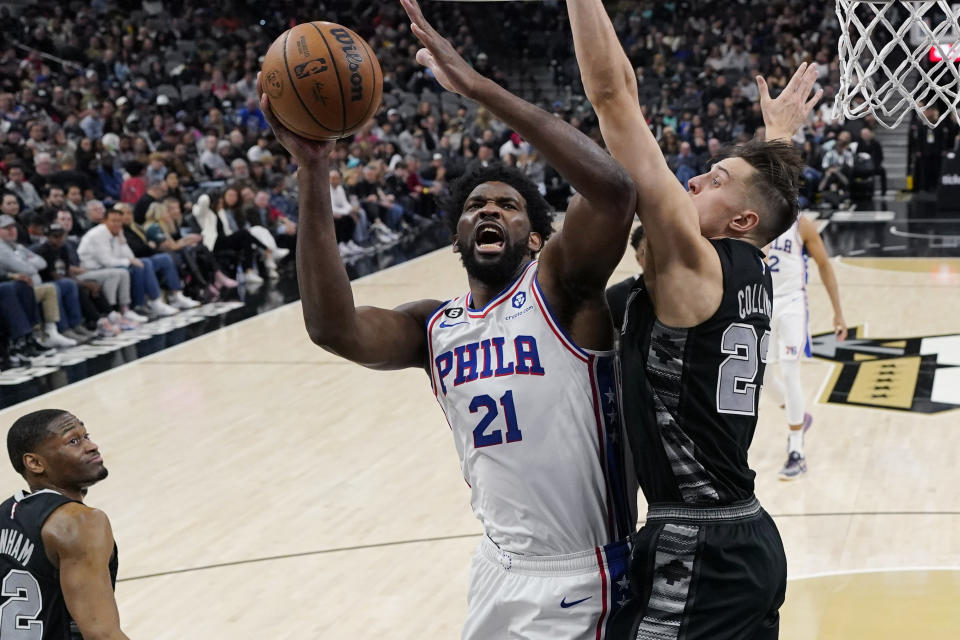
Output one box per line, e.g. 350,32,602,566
463,181,527,213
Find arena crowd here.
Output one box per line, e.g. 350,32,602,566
2,0,958,369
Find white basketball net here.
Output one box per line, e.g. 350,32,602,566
835,0,960,128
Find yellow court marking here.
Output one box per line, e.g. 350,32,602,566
782,569,960,639
846,356,920,410
840,257,960,274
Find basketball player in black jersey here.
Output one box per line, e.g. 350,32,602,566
2,409,127,640
567,2,824,638
606,226,647,334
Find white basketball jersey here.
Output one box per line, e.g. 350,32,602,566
427,261,636,556
768,220,807,301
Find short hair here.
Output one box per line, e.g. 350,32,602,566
630,225,645,250
147,178,165,191
721,139,802,245
442,163,554,245
86,199,104,212
8,409,69,474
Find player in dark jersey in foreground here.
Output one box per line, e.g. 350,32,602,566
567,1,824,638
2,409,127,640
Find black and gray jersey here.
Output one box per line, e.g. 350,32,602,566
619,238,773,505
0,489,118,640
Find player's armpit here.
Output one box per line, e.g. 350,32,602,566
318,299,442,371
43,504,129,640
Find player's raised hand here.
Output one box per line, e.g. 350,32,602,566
259,88,334,167
400,0,484,98
758,62,823,141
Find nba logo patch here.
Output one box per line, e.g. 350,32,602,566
786,346,797,356
512,292,526,309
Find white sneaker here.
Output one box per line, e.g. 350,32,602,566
115,310,145,325
272,247,290,261
148,298,178,316
373,227,396,244
244,269,264,285
346,240,369,254
168,292,201,309
38,330,77,349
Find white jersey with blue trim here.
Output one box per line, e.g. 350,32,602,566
427,260,636,556
768,219,807,302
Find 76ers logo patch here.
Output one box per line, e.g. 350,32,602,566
444,308,464,319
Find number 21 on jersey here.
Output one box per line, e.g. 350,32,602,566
716,323,770,416
471,390,523,448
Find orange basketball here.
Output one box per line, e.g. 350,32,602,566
259,21,383,140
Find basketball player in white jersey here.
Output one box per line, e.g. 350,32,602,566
260,0,638,636
766,215,847,479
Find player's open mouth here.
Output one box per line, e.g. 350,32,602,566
474,222,505,254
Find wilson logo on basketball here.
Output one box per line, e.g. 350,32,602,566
330,27,365,102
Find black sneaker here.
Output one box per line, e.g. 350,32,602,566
21,336,53,358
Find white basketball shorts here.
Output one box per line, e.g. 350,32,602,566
462,536,631,640
769,293,809,362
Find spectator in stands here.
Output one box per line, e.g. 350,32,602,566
1,192,30,245
820,131,855,195
53,208,138,330
0,275,54,369
97,153,124,202
191,191,267,285
329,169,367,257
118,203,200,309
120,161,146,204
858,128,886,196
0,214,76,348
352,164,402,242
5,163,43,211
146,152,168,185
143,201,233,300
77,208,181,318
31,222,114,338
199,135,232,180
133,178,167,225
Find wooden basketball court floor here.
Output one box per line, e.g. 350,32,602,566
1,230,959,638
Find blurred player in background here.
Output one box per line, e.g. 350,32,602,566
766,215,847,479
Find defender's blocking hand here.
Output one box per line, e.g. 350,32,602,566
758,62,823,141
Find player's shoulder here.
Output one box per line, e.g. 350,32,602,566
43,503,112,546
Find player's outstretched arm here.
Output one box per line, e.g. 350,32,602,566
400,0,636,297
798,215,848,341
44,504,129,640
262,93,438,370
566,0,723,326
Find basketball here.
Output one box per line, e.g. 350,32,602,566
259,21,383,140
